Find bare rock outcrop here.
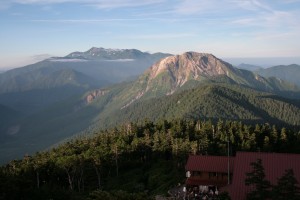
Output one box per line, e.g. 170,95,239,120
86,89,108,104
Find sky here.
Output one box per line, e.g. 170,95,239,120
1,0,300,69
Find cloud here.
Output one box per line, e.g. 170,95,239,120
231,18,256,25
90,0,164,9
281,0,300,3
49,58,87,62
173,0,270,15
10,0,164,9
252,26,300,41
231,10,298,29
0,1,11,10
232,0,272,12
121,33,196,40
225,0,299,31
174,0,225,15
31,54,54,61
30,18,162,24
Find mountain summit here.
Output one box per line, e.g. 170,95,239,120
66,47,171,61
122,52,299,106
146,52,234,87
134,52,237,97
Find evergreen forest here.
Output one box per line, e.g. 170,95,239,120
1,119,300,199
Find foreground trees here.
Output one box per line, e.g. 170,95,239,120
245,159,300,200
245,159,271,200
273,169,300,200
1,119,300,199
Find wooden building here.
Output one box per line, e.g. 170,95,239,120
185,155,234,188
185,152,300,200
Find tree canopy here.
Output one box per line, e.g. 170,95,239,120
1,119,300,199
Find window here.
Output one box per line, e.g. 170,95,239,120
209,172,218,178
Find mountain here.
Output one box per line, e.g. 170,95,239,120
237,63,263,71
89,52,300,126
117,52,298,103
0,67,100,93
106,83,300,127
0,104,20,136
0,68,101,114
2,82,299,164
0,47,171,92
1,51,300,163
0,47,170,114
66,47,169,61
256,64,300,86
0,47,170,162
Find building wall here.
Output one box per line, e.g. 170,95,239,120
187,171,231,186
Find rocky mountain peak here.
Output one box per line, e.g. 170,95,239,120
65,47,146,60
121,52,238,108
144,52,233,91
148,52,231,80
87,47,104,53
109,51,299,111
87,47,122,54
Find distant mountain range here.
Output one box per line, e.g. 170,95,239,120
237,63,263,71
0,47,170,114
0,47,171,91
0,50,300,163
235,63,300,87
66,47,169,61
256,64,300,87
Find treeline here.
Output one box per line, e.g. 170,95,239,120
1,119,300,199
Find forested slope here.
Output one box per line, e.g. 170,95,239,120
96,83,300,128
1,120,299,199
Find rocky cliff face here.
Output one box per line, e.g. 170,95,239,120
86,89,108,104
143,52,235,93
148,52,230,79
120,52,236,108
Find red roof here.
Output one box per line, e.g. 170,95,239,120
229,152,300,200
185,155,235,173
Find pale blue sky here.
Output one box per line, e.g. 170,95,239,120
1,0,300,68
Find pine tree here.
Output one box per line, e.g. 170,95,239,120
272,169,300,200
263,136,271,152
245,159,271,200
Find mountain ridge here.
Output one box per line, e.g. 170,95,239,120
237,63,263,71
1,50,300,163
118,52,299,108
103,83,300,127
0,47,171,114
66,47,172,61
256,64,300,86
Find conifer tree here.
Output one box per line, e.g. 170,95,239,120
273,169,300,200
245,159,271,200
